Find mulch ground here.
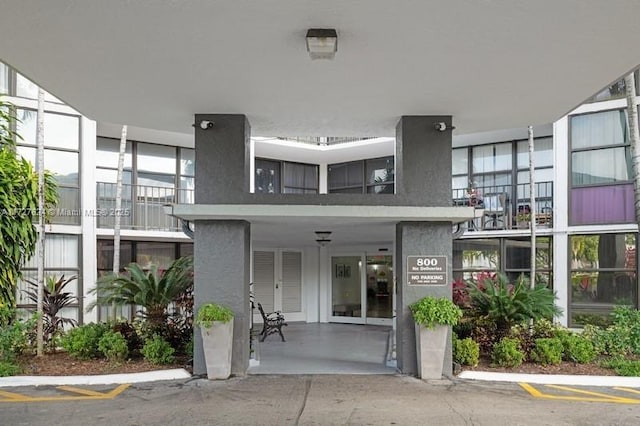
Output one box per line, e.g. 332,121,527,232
16,352,192,376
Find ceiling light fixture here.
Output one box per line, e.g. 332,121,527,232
306,28,338,60
315,230,332,246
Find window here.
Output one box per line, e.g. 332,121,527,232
17,234,81,323
15,109,81,224
0,63,8,94
570,110,634,225
569,233,637,327
328,156,394,194
179,148,195,203
255,158,318,194
453,237,552,287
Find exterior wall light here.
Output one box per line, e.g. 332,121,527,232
306,29,338,60
315,230,332,246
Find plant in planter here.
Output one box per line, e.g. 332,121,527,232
410,296,463,379
195,303,234,379
516,213,531,228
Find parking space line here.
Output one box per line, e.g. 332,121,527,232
0,384,130,403
519,383,640,404
614,387,640,396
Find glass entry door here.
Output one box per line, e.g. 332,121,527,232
330,253,393,325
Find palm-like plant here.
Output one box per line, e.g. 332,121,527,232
467,273,561,334
24,274,78,347
88,256,194,327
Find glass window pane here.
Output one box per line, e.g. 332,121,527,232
180,148,195,176
328,161,363,190
255,159,280,194
570,234,635,270
587,78,626,103
16,146,79,185
136,242,176,269
137,143,176,174
15,74,59,102
179,177,194,203
517,137,553,169
137,171,175,188
96,168,132,184
452,176,468,192
96,137,132,169
24,234,79,269
97,240,133,270
472,143,512,174
505,237,552,270
572,147,631,185
571,110,628,150
283,162,318,190
0,63,8,94
16,110,79,149
453,239,499,270
179,243,194,257
452,148,468,175
50,187,81,225
366,156,394,185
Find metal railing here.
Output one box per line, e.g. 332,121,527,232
452,181,553,231
96,182,194,231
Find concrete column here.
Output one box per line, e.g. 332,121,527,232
395,116,452,205
394,115,454,376
396,222,453,376
195,114,250,204
193,220,251,376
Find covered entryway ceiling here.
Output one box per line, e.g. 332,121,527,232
1,1,639,137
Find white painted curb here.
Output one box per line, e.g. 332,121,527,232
0,368,191,387
458,371,640,387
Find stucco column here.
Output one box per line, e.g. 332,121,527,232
193,220,251,376
395,115,453,376
193,114,252,376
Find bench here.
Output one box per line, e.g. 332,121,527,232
257,302,287,342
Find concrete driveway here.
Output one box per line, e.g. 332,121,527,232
2,375,640,425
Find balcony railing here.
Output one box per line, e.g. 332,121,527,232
96,182,194,232
452,181,553,231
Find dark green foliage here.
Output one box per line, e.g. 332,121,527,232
530,338,563,365
610,306,640,354
89,256,194,328
60,323,110,360
409,296,462,329
141,335,175,365
561,334,596,363
491,337,525,368
601,359,640,376
467,273,562,334
0,305,36,363
0,96,59,307
196,303,234,327
453,336,480,366
98,331,129,362
0,361,21,377
111,321,143,358
24,275,78,347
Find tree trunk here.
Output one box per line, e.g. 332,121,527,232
112,125,127,321
528,125,536,288
36,88,45,356
624,73,640,225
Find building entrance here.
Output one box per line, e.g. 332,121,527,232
329,253,393,326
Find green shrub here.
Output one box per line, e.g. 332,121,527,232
561,333,596,363
196,303,234,328
530,338,563,365
587,326,630,358
453,336,480,366
141,335,175,365
98,331,129,362
491,337,525,368
468,273,561,334
60,323,110,360
0,361,21,377
601,359,640,376
111,321,143,357
0,309,37,362
611,306,640,354
185,337,193,358
409,297,462,329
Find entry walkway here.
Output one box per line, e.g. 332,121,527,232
248,323,397,374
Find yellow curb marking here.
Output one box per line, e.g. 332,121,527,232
0,384,130,403
519,383,640,404
614,387,640,396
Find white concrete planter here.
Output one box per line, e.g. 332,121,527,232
415,323,448,379
200,320,234,380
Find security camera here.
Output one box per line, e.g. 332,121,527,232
434,122,447,132
200,120,214,130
